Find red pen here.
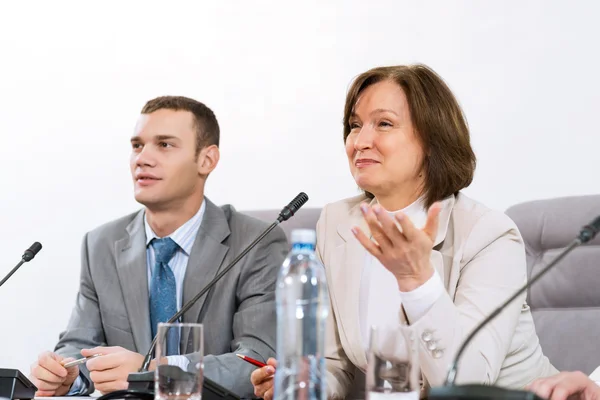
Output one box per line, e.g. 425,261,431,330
236,353,268,368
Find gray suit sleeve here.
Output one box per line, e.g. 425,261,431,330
54,233,106,395
190,225,287,398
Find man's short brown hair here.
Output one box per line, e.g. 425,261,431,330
141,96,220,154
343,64,476,207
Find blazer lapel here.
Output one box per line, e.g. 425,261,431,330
330,198,374,370
431,195,455,288
115,210,152,354
181,198,230,351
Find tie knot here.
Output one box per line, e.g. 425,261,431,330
151,237,179,264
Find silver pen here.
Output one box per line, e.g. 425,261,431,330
62,354,101,368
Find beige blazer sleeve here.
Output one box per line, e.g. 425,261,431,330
405,210,527,387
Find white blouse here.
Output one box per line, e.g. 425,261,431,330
359,196,445,350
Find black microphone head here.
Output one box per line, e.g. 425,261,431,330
278,192,309,222
578,216,600,244
22,242,42,262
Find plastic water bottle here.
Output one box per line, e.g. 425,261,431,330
274,229,329,400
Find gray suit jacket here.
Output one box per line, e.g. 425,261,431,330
54,197,288,397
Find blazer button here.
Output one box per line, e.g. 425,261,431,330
432,349,444,359
422,331,433,342
427,341,437,351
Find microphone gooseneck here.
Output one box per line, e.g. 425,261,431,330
444,215,600,386
139,192,310,372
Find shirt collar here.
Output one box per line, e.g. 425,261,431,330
381,196,428,230
144,199,206,255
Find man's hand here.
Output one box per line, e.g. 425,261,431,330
83,346,144,394
29,351,79,397
527,371,600,400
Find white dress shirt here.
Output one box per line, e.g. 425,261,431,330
359,196,445,350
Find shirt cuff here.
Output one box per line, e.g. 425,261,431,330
398,269,445,323
166,355,190,372
66,374,87,395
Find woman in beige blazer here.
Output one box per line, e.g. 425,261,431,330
252,64,557,399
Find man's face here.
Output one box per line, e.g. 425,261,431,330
130,109,202,210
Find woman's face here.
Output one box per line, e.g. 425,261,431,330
345,80,425,205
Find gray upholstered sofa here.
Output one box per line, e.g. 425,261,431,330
506,194,600,374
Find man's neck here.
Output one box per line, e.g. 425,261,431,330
145,196,205,238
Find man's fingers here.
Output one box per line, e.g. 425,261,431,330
89,368,125,384
81,346,113,357
95,380,129,394
31,365,65,384
87,353,121,371
38,353,67,378
82,346,119,357
30,376,61,391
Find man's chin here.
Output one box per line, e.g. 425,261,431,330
134,193,164,208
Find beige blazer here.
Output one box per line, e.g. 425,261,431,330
316,192,558,399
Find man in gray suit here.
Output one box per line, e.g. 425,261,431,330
28,96,288,398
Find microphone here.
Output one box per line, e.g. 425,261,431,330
428,215,600,400
138,191,309,371
97,193,309,400
0,243,43,400
277,192,309,223
0,242,42,288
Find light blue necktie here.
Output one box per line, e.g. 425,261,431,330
149,237,179,356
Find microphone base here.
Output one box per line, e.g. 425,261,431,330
127,370,154,392
125,371,240,400
428,385,543,400
0,369,37,400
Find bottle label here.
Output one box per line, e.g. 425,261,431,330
292,243,315,251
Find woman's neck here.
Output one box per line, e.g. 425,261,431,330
374,190,423,212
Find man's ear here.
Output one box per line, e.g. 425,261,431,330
197,145,220,176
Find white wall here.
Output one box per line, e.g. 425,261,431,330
0,0,598,375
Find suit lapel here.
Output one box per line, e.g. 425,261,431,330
181,198,230,351
115,210,152,354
